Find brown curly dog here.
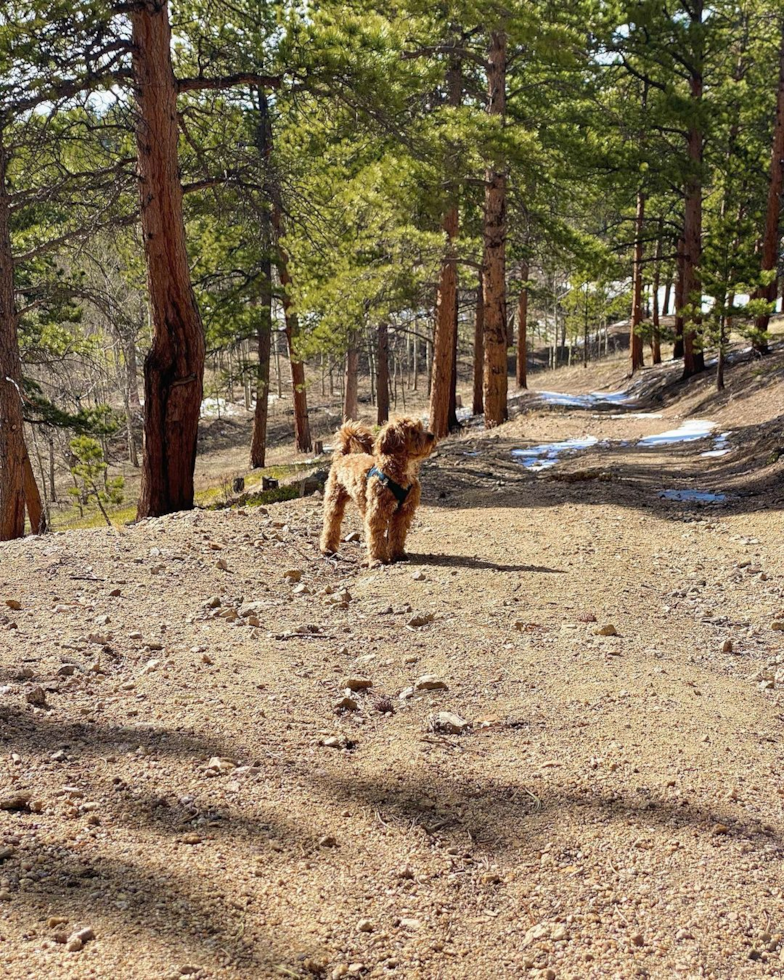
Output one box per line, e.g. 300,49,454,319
319,417,437,565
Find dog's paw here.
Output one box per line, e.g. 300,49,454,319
361,557,386,569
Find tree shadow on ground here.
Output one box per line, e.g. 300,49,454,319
406,553,565,574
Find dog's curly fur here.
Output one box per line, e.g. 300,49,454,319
320,417,436,565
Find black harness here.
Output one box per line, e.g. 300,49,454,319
367,465,411,508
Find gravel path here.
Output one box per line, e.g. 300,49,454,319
1,363,783,980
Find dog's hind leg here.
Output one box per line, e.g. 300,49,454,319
320,474,349,555
388,483,421,562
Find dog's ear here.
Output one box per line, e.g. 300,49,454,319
376,420,405,456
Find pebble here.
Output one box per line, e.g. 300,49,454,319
772,621,784,631
335,695,359,712
284,569,303,583
0,846,15,861
57,664,76,677
415,674,448,691
26,686,48,708
319,835,338,848
428,711,470,734
595,624,619,636
344,531,362,543
407,612,434,628
722,639,734,653
357,919,374,933
205,596,221,609
5,599,21,610
344,677,373,691
411,571,426,581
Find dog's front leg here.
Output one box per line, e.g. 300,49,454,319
388,482,420,562
363,489,397,565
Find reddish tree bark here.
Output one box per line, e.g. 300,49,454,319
516,259,529,388
651,223,662,364
132,1,205,518
673,236,685,360
472,274,484,415
754,21,784,348
482,29,508,428
682,0,706,379
23,454,46,534
377,321,390,424
250,278,272,468
0,136,27,541
630,190,646,373
428,55,461,439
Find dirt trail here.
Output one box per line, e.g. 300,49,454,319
1,352,784,980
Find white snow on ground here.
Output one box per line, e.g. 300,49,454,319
533,390,634,408
200,397,243,418
637,419,716,446
659,489,728,503
511,436,599,470
701,432,732,458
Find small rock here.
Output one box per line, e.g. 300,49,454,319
57,664,76,677
215,559,229,571
711,822,730,835
399,917,421,930
595,624,619,636
205,596,221,609
319,835,338,848
0,792,31,811
357,919,374,933
428,711,470,734
335,695,359,712
201,652,213,665
344,677,373,692
411,571,426,581
204,756,237,776
48,916,68,928
66,937,83,952
407,612,434,628
140,659,160,675
398,687,415,700
292,584,311,596
631,932,644,947
722,639,733,654
0,846,15,861
344,531,362,543
284,569,303,583
5,599,21,610
772,621,784,631
26,686,48,708
108,588,122,597
415,674,448,691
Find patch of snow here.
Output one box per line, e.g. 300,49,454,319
701,431,732,458
512,435,599,470
200,397,243,418
659,489,727,503
608,412,663,420
637,419,716,446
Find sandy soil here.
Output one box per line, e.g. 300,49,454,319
1,345,784,980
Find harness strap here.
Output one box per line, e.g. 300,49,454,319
367,465,411,508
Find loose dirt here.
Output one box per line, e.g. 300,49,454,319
1,346,783,979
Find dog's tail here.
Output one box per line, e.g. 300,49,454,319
333,420,374,457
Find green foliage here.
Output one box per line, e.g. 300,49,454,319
68,435,124,526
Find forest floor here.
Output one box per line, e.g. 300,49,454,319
2,341,784,980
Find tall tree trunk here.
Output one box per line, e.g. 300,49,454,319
23,453,46,534
272,204,311,452
682,0,706,379
447,298,458,429
516,259,528,387
251,91,273,468
651,220,662,364
344,339,359,421
583,283,589,368
377,321,390,424
482,29,508,428
0,134,28,541
428,53,461,438
673,236,685,359
250,283,272,468
662,277,671,318
473,276,484,414
630,189,646,373
754,20,784,349
132,1,205,518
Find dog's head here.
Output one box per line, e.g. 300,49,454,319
375,417,437,461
